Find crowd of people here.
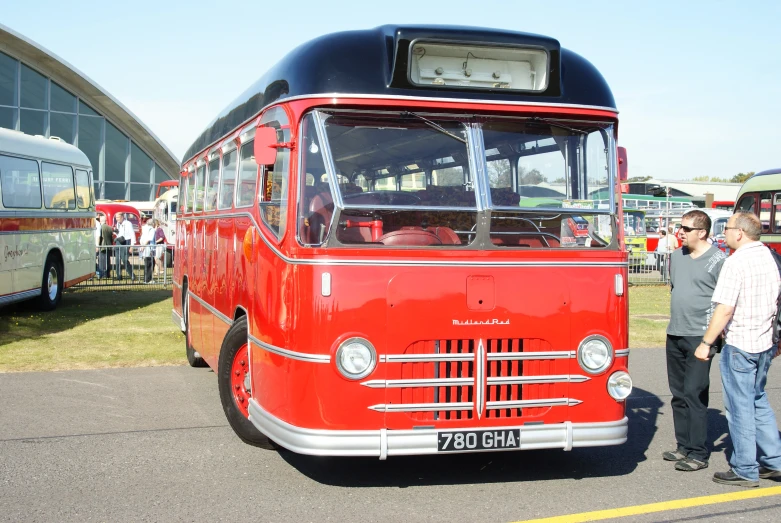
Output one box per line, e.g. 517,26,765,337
664,210,781,488
94,212,166,283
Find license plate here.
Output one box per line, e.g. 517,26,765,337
437,429,521,452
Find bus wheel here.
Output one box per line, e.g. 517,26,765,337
183,288,206,367
218,317,276,449
38,256,62,311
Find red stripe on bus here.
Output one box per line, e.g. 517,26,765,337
0,216,95,231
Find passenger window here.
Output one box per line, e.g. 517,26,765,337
75,169,91,209
236,140,257,208
0,154,42,209
181,173,189,214
218,148,237,210
760,192,772,234
205,157,220,212
775,194,781,233
194,165,205,213
41,162,75,209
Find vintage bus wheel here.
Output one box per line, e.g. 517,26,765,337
183,285,206,367
218,317,275,449
38,256,62,311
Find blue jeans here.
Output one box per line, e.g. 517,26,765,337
720,344,781,480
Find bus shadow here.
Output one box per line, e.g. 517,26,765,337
278,386,662,487
0,290,171,346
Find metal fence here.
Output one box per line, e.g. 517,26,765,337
74,244,173,291
628,250,671,285
72,245,668,290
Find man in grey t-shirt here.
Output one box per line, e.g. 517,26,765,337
663,210,727,471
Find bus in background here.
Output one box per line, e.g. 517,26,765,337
622,210,647,270
735,168,781,254
152,187,177,264
711,200,734,211
94,202,141,244
0,128,95,310
155,179,178,199
173,26,631,458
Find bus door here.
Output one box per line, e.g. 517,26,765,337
213,146,239,355
187,164,207,364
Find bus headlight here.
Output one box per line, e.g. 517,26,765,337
607,371,633,400
336,338,376,380
577,335,613,375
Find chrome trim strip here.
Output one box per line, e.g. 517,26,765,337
248,333,331,364
248,401,628,457
0,288,41,306
187,291,232,326
488,375,591,385
615,349,630,357
172,280,182,291
177,211,627,268
0,211,96,219
380,353,474,363
476,339,485,419
361,378,473,388
368,402,473,413
171,309,184,332
486,398,582,409
487,351,577,361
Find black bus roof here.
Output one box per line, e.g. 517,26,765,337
183,25,616,163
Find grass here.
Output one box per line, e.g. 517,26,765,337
0,285,671,373
629,285,670,348
0,290,185,373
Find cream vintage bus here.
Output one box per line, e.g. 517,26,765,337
0,128,95,310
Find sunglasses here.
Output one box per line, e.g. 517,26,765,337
678,225,705,233
724,226,741,231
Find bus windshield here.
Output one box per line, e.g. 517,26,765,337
299,110,616,248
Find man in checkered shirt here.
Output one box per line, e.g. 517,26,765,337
695,212,781,487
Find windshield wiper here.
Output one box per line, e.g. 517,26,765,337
528,116,588,135
402,111,467,144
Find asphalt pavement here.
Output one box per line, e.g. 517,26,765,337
2,349,781,522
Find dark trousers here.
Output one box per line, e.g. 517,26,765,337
98,249,110,278
666,335,712,461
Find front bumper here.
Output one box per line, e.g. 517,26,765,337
248,400,628,459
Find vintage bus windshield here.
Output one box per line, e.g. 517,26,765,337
623,211,646,237
299,110,615,248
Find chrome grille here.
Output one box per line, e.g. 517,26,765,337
367,338,587,421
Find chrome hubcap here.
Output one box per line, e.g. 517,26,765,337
47,267,58,301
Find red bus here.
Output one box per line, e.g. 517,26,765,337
711,200,734,211
172,26,632,457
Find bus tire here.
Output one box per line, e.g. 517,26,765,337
38,255,62,311
218,316,276,449
183,286,206,368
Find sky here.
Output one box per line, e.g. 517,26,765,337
2,0,779,181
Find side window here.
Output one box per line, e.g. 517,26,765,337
194,165,205,213
298,113,332,246
236,140,257,208
218,148,237,210
736,194,755,214
181,173,189,214
0,154,42,209
75,169,91,209
205,157,220,212
775,193,781,234
760,192,772,234
41,162,75,209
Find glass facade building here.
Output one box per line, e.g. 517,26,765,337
0,45,175,201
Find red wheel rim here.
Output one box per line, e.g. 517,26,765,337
230,343,251,418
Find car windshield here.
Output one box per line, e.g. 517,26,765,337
298,110,616,249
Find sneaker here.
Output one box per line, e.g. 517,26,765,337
712,469,759,488
759,466,781,479
675,457,708,471
662,449,687,461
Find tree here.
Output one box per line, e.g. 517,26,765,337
626,176,653,182
519,168,545,185
731,172,754,184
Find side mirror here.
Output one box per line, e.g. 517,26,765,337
254,127,278,166
617,146,628,181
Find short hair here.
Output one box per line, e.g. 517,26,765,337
660,229,667,236
733,212,761,240
682,209,711,235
